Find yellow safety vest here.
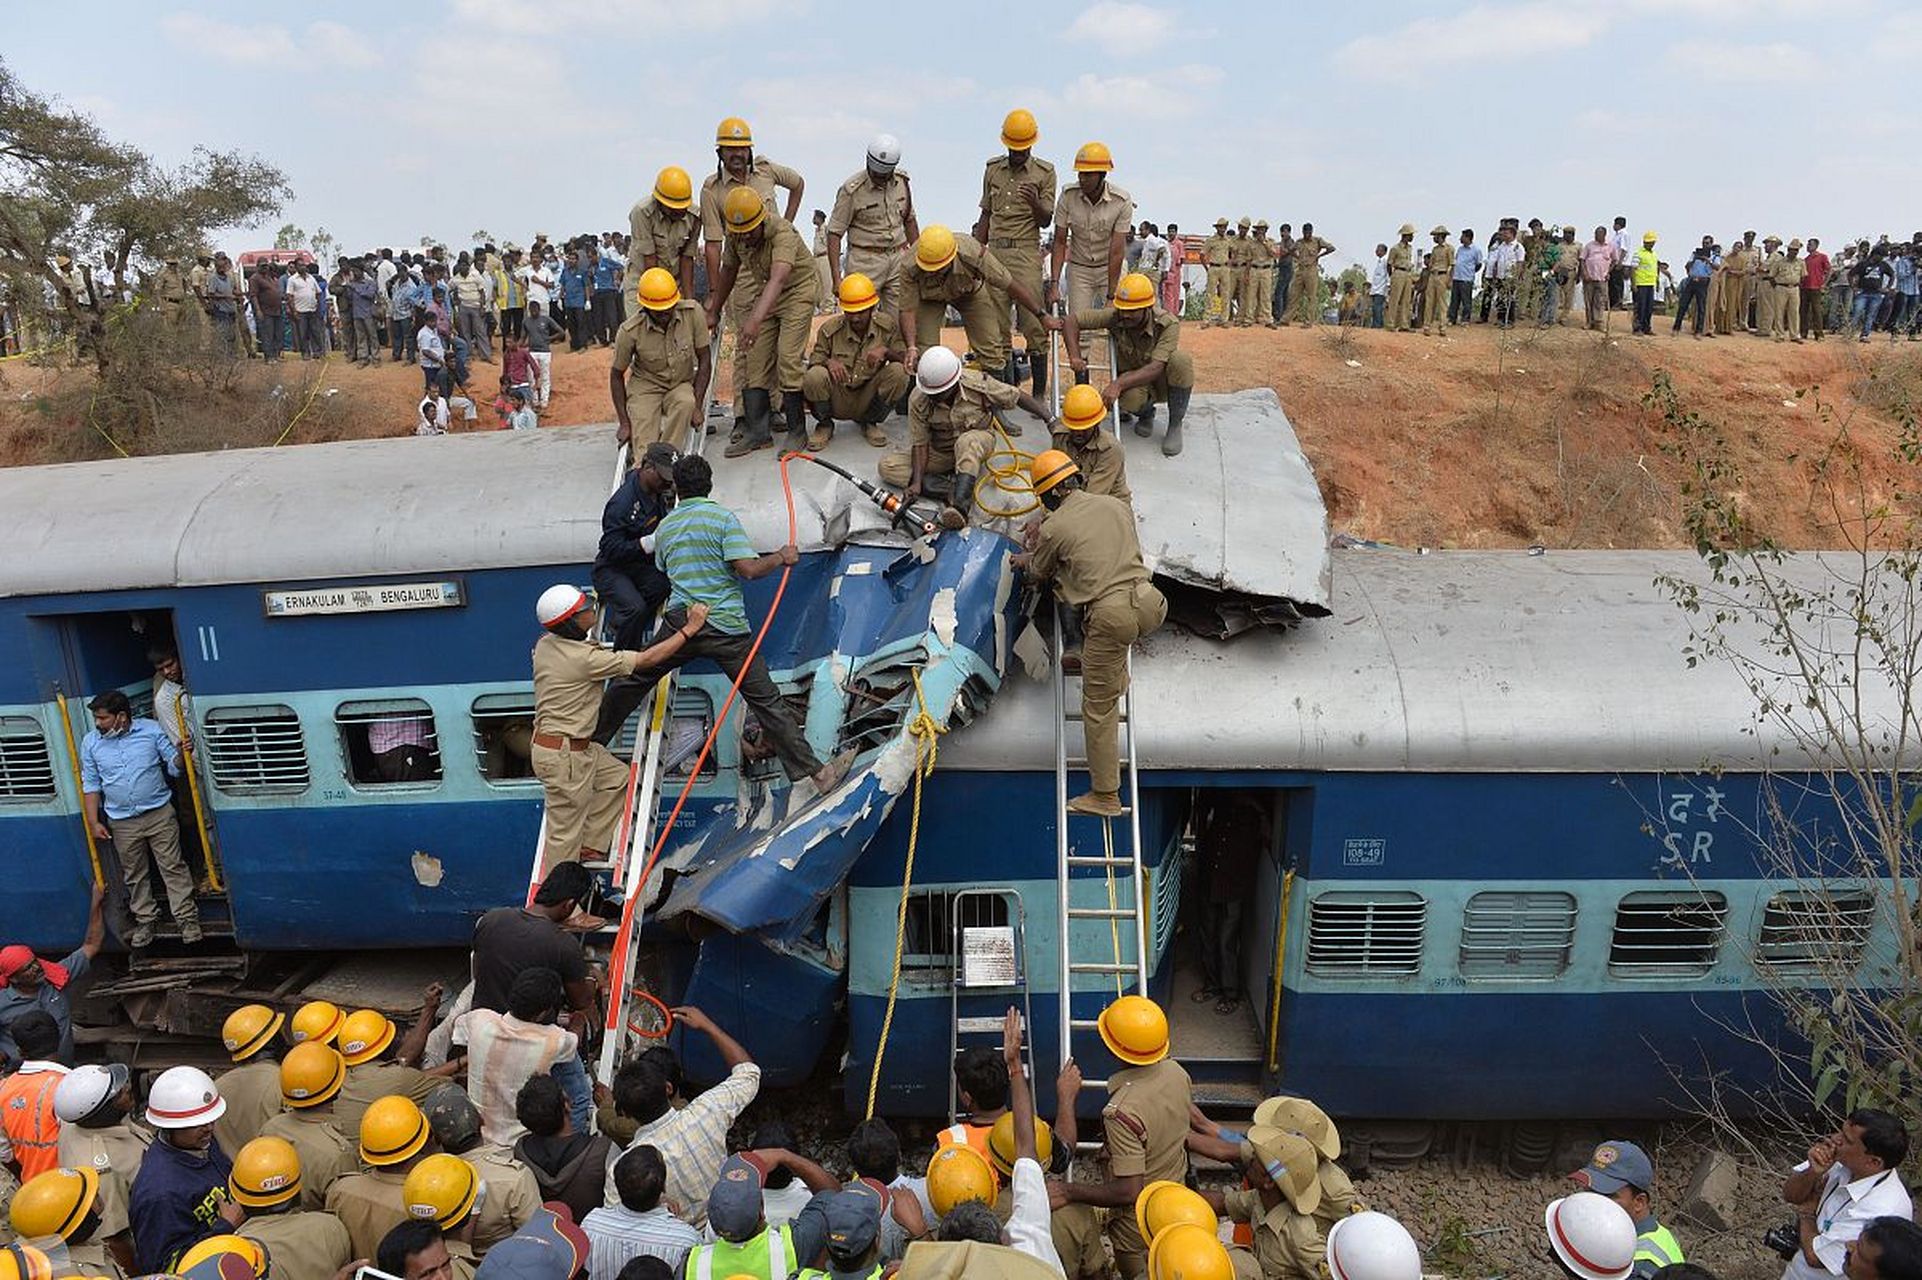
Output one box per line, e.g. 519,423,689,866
1633,248,1660,287
686,1224,796,1280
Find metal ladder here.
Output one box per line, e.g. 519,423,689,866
1047,311,1124,436
948,889,1036,1123
1052,614,1149,1088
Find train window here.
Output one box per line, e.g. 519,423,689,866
1305,890,1426,977
334,700,442,787
900,890,1011,988
607,688,717,782
1459,891,1578,980
471,694,536,783
1757,889,1876,975
0,717,57,802
1608,890,1729,978
202,705,310,794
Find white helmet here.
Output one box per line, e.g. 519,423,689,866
145,1065,227,1130
1544,1194,1636,1280
535,584,590,629
1326,1211,1422,1280
866,133,901,173
916,346,963,395
54,1063,129,1125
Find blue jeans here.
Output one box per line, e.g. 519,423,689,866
550,1052,594,1134
1853,292,1882,338
1538,276,1560,324
392,312,416,362
1369,294,1385,328
1272,261,1293,320
1674,277,1709,333
1632,284,1655,334
257,310,283,360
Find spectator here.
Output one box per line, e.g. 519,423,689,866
346,265,380,367
1851,249,1894,343
1483,226,1524,328
1580,226,1615,330
419,314,450,396
1779,1109,1913,1280
1368,244,1389,329
593,241,623,345
390,267,418,364
503,336,534,407
580,1146,700,1280
286,261,323,359
451,253,493,363
0,884,105,1067
514,1074,614,1227
1448,229,1482,327
1847,1218,1922,1280
453,966,582,1148
375,1219,455,1280
523,300,564,412
1802,238,1831,342
248,263,285,361
1893,246,1919,341
1674,246,1713,337
470,862,597,1017
1609,215,1632,308
751,1121,814,1225
561,250,591,351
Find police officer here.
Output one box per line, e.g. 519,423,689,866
592,442,680,652
804,274,911,449
1049,142,1133,357
152,256,191,320
1249,222,1276,327
610,268,710,451
1229,217,1253,326
260,1043,355,1211
1062,272,1195,457
1288,223,1335,326
10,1167,126,1279
1203,219,1233,327
1386,225,1417,332
53,1065,151,1260
1422,226,1454,337
424,1086,540,1255
1771,239,1806,343
900,226,1046,386
230,1137,355,1280
1052,384,1131,506
880,348,1056,531
1568,1140,1685,1279
1205,1127,1327,1280
629,166,700,305
974,109,1057,398
1717,234,1754,336
826,135,916,319
706,188,822,457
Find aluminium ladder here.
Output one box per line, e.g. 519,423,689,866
1046,306,1125,437
947,888,1038,1125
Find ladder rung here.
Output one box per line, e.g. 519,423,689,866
1078,1081,1109,1093
1068,961,1137,974
1065,855,1133,867
1066,907,1137,919
1069,1018,1103,1031
1061,712,1126,723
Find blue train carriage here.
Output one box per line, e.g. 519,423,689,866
845,548,1905,1120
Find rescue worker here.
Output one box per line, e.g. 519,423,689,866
684,1151,836,1280
1543,1193,1637,1280
422,1085,538,1255
706,187,822,457
128,1066,233,1276
1014,456,1167,817
1771,240,1806,343
974,109,1057,398
1287,224,1335,326
610,267,710,451
324,1095,434,1260
1629,231,1660,337
1421,227,1454,338
826,135,916,320
1249,222,1276,327
1568,1141,1683,1279
152,256,191,320
900,226,1048,389
1049,143,1133,359
529,583,708,873
700,117,805,443
629,166,699,304
1229,218,1254,326
53,1064,150,1261
0,1015,66,1181
592,441,680,654
879,347,1058,531
1062,271,1195,457
927,1143,997,1219
0,883,105,1070
804,273,912,449
334,1003,451,1136
228,1137,355,1280
11,1166,123,1278
259,1042,354,1211
213,1005,286,1160
397,1156,482,1279
938,1048,1009,1162
1251,1096,1360,1225
1203,1127,1326,1280
1043,996,1191,1278
1203,219,1233,326
1323,1212,1423,1280
80,689,199,950
288,1001,344,1048
1386,225,1417,332
1052,383,1132,506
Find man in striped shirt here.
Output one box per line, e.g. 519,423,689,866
594,453,851,795
581,1145,700,1280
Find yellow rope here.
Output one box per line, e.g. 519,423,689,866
972,421,1043,520
864,669,946,1119
272,353,331,446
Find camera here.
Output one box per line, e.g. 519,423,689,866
1763,1222,1802,1260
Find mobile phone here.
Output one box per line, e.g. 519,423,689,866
356,1267,407,1280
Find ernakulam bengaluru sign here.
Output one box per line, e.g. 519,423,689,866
264,580,465,617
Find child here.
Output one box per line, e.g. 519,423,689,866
502,335,534,409
506,387,538,431
416,394,448,436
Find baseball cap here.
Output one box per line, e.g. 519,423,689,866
474,1203,590,1280
707,1154,766,1242
641,442,681,472
823,1188,882,1259
1570,1140,1653,1194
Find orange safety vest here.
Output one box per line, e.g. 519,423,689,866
0,1066,67,1181
935,1121,995,1164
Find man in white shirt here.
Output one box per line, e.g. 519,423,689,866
1483,227,1527,328
1369,243,1391,329
285,262,323,359
149,648,189,751
581,1144,700,1280
996,1008,1066,1276
1781,1109,1913,1280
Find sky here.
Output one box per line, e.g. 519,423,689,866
11,0,1922,274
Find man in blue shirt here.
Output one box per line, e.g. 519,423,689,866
560,251,591,352
1449,229,1484,327
593,442,679,651
0,883,105,1068
594,455,851,795
80,690,200,948
593,239,624,346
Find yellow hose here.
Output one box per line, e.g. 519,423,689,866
972,422,1043,521
173,697,223,892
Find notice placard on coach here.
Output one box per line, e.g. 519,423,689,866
263,579,465,617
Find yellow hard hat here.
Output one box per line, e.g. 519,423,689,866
360,1095,430,1167
230,1136,302,1209
1643,230,1658,243
222,1004,285,1063
1253,1096,1341,1160
715,116,754,148
1135,1180,1218,1247
637,267,682,312
1029,448,1080,496
1060,384,1106,432
1001,109,1039,149
722,187,767,235
279,1041,345,1108
289,1000,343,1046
1113,272,1156,310
1098,995,1168,1065
986,1112,1053,1178
337,1009,395,1066
653,165,694,210
1074,141,1114,173
915,226,958,273
838,273,880,313
926,1143,997,1217
402,1153,480,1228
177,1236,268,1280
10,1167,100,1240
1146,1221,1234,1280
0,1245,52,1280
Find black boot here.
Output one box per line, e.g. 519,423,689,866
940,472,978,530
1132,402,1156,438
1163,386,1191,456
1032,355,1048,401
782,391,809,454
728,388,773,457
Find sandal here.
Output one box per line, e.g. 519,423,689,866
1214,992,1242,1015
1190,985,1218,1004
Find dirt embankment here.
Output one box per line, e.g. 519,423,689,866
5,319,1917,551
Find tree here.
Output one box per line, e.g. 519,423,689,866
470,229,496,247
309,225,338,267
274,223,308,251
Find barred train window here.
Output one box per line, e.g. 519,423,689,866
1757,889,1875,975
1608,890,1728,978
1306,891,1426,977
0,717,57,802
472,694,536,783
202,705,310,794
334,699,442,787
1459,891,1578,980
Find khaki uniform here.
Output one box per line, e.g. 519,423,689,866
1070,305,1194,417
722,212,821,394
325,1168,409,1261
1028,491,1168,801
1055,182,1134,354
980,155,1057,365
58,1120,152,1240
1290,237,1332,325
214,1059,282,1159
336,1064,439,1138
828,169,913,318
1386,242,1416,331
1248,234,1276,325
1768,252,1803,340
153,266,191,316
241,1210,354,1280
803,312,911,424
898,1241,1063,1280
611,300,707,449
1229,233,1254,326
459,1145,539,1255
879,369,1020,492
531,632,642,873
1203,232,1234,325
1717,245,1753,335
629,201,700,299
699,158,805,412
1422,242,1455,336
903,233,1015,372
1222,1188,1325,1280
63,1241,124,1280
1052,427,1131,507
260,1108,356,1212
1094,1057,1192,1278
